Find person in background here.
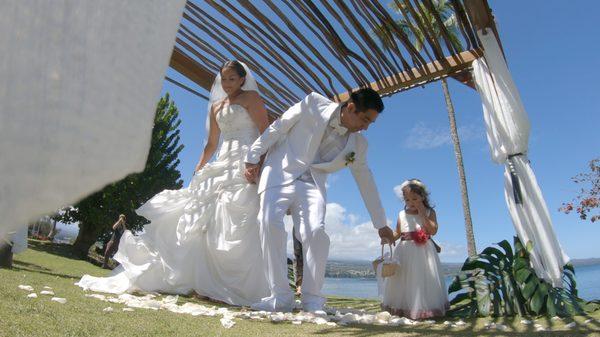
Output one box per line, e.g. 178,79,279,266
102,214,126,269
292,227,303,295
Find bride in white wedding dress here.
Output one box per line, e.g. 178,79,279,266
77,61,270,306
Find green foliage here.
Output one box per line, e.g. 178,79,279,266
448,236,587,317
373,0,463,52
59,94,184,256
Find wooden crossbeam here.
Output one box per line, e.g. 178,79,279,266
464,0,505,57
333,49,483,102
169,46,215,91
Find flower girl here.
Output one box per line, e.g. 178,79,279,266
382,179,448,319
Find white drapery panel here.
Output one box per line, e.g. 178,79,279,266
0,1,186,239
472,28,568,287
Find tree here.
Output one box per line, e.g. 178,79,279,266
560,158,599,223
374,0,477,255
62,94,184,257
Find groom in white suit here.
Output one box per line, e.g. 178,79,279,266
244,88,395,312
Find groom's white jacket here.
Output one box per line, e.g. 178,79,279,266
245,92,387,230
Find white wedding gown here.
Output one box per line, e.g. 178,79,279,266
77,104,269,306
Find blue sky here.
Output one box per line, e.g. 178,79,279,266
158,2,600,262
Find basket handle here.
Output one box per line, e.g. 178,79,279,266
380,244,393,259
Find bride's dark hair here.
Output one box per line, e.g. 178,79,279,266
220,60,247,81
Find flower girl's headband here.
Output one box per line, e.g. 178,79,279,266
399,179,428,193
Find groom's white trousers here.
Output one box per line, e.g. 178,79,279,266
258,179,330,308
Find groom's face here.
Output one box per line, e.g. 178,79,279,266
342,103,379,132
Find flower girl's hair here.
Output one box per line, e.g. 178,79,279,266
398,179,433,210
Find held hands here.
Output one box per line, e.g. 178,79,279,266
244,162,261,184
378,226,395,246
194,162,203,174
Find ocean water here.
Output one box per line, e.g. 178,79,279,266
323,263,600,301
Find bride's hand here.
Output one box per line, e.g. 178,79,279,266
244,163,261,183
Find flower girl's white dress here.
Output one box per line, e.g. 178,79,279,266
382,210,449,319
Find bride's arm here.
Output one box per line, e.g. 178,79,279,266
195,105,221,172
245,91,269,133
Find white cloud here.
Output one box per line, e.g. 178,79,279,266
436,241,468,262
285,202,385,261
403,122,484,150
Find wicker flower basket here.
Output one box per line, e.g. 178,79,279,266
372,244,398,278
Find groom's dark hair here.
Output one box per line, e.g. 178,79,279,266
349,88,384,114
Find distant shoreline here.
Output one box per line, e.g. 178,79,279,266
325,258,600,279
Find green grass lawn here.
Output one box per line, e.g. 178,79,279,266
1,240,599,337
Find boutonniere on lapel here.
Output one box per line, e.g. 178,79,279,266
344,151,356,166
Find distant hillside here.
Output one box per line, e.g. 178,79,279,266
571,258,600,267
325,260,462,279
325,258,600,279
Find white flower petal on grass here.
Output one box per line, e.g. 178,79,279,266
43,286,52,290
454,320,466,326
85,294,106,301
374,311,391,324
584,319,593,324
484,322,496,329
520,319,532,325
51,297,67,304
313,317,328,325
551,316,561,321
564,322,576,329
18,285,34,291
338,313,359,325
358,315,375,325
291,321,302,325
122,308,134,312
220,317,235,329
534,323,546,331
27,293,38,298
270,312,286,322
495,324,508,331
40,290,55,295
390,317,416,326
103,307,114,312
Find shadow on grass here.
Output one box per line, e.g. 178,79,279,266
12,262,80,280
28,239,81,260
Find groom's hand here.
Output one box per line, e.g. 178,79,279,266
378,226,395,246
244,162,261,184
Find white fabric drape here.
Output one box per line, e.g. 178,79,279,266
472,28,568,287
0,1,186,238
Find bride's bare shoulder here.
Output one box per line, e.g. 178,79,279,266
239,90,262,102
